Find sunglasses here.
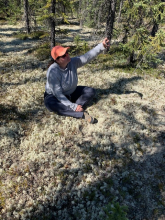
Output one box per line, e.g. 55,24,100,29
57,51,68,59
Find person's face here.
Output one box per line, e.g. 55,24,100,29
56,51,71,68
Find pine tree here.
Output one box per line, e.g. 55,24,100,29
151,0,165,37
36,0,72,48
0,0,9,18
0,0,22,21
119,0,165,67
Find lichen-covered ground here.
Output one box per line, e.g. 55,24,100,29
0,22,165,220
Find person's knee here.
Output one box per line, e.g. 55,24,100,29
85,87,96,97
44,101,53,112
89,87,96,97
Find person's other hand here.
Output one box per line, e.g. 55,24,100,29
103,38,110,49
75,105,83,112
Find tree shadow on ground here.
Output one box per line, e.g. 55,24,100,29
0,27,25,36
88,76,143,108
21,126,165,220
1,101,163,220
0,58,47,76
1,21,165,220
0,72,46,89
0,99,46,132
1,90,165,219
0,38,40,53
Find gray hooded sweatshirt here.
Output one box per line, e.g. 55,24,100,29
45,43,105,111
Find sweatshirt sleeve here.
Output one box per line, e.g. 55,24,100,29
72,43,105,69
48,69,78,111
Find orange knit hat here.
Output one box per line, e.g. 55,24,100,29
51,45,70,60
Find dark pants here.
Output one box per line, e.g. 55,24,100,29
44,86,96,118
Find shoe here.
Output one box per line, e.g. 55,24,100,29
83,112,94,124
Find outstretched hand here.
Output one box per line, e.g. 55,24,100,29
103,38,110,49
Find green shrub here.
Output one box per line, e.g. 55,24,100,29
74,35,81,47
34,42,50,61
30,31,48,39
13,32,28,40
0,19,7,25
82,40,89,53
13,31,48,40
72,35,90,55
104,202,128,220
56,28,69,36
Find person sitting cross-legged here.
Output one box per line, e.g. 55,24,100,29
44,38,109,124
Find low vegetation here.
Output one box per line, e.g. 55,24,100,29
0,21,165,220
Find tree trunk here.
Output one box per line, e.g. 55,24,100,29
129,50,137,67
122,24,129,43
151,20,159,37
4,0,9,17
78,0,86,28
97,2,104,29
106,0,117,43
24,0,30,34
61,3,66,24
50,0,56,49
117,0,123,23
151,0,164,37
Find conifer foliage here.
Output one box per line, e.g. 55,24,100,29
119,0,165,66
1,0,165,68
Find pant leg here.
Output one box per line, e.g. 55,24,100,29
70,86,96,108
44,93,83,118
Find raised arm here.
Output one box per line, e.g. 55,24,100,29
72,38,110,69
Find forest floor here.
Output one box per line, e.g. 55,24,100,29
0,21,165,220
